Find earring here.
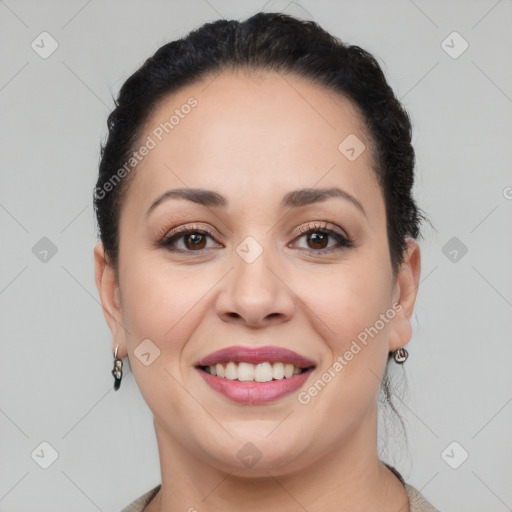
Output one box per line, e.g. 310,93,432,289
393,347,408,364
112,345,123,391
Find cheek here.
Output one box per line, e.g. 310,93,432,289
298,264,391,354
306,256,393,414
118,257,206,420
298,269,391,427
119,254,201,354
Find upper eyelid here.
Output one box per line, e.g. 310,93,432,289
156,222,216,242
297,221,348,237
163,220,347,238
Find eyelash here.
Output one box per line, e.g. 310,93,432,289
156,221,353,255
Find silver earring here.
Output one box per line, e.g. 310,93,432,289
112,345,123,391
393,347,408,364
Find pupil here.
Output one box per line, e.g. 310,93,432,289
187,233,205,249
308,232,326,249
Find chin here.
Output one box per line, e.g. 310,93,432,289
202,433,312,474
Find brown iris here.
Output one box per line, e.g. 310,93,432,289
184,233,207,250
306,232,328,250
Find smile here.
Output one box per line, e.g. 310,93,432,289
194,345,316,404
200,361,308,381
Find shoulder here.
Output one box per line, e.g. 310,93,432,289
405,483,441,512
119,485,161,512
120,482,440,512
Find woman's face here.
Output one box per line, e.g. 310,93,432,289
95,69,420,475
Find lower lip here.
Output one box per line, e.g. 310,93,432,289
196,367,314,404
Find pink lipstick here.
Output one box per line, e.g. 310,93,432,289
195,345,316,404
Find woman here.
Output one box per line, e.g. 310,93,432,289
93,12,438,512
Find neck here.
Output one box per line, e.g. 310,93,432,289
146,407,409,512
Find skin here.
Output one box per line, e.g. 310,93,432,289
94,68,421,512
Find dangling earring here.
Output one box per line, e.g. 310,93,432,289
393,347,408,364
112,345,123,391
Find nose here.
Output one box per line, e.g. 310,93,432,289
216,248,295,328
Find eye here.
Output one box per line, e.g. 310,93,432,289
157,225,219,253
292,221,353,254
156,221,353,255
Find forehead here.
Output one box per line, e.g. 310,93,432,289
122,69,383,222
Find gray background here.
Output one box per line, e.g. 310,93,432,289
1,0,511,510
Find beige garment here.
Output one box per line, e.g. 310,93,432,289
120,482,440,512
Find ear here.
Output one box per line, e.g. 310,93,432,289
94,242,128,358
388,238,421,352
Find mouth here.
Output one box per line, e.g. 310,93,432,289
194,345,316,404
197,361,314,382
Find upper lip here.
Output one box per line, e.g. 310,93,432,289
195,345,316,369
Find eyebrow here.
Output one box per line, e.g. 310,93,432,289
145,186,366,218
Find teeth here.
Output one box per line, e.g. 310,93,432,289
237,362,255,381
254,362,273,382
205,362,307,382
284,363,294,378
225,361,237,380
215,363,225,378
272,362,284,380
